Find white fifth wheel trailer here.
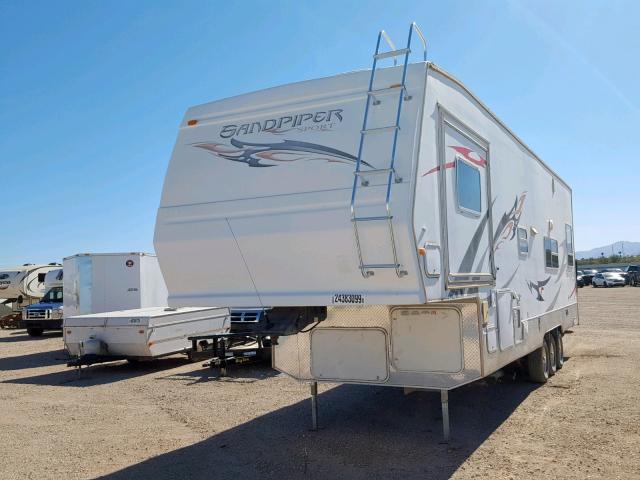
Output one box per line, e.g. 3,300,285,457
154,24,578,439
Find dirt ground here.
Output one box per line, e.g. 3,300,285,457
1,287,639,480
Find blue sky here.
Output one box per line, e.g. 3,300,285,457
1,0,638,265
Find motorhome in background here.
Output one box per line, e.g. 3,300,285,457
0,263,62,329
154,24,577,437
22,268,64,336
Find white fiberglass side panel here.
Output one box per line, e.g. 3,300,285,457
63,256,93,318
139,255,168,308
424,66,576,324
155,215,262,306
155,64,428,307
95,254,142,313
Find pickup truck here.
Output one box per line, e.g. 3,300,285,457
22,285,63,336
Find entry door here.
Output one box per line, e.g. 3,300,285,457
440,115,494,287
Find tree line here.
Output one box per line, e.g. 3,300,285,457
577,254,640,266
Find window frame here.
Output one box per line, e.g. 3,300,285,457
544,236,559,269
565,224,575,267
454,156,482,217
517,226,529,256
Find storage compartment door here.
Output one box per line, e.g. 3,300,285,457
440,115,494,287
390,307,463,373
497,290,515,350
310,328,388,382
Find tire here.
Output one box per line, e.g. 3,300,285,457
546,334,557,376
554,330,564,370
26,327,43,337
528,341,550,383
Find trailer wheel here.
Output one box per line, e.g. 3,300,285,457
546,334,557,377
527,342,549,383
554,330,564,370
26,327,43,337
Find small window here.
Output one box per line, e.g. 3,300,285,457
37,273,46,283
456,158,481,214
517,227,529,255
566,224,574,266
544,237,559,268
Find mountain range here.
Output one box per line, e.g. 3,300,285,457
576,241,640,260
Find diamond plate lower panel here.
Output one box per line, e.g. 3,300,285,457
274,301,483,389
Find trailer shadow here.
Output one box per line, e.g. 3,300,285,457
157,363,278,385
98,377,540,480
1,356,194,387
0,330,62,343
0,349,69,371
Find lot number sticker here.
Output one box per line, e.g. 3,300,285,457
332,294,365,304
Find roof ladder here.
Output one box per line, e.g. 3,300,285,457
350,22,427,278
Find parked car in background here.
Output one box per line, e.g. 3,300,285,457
602,267,628,285
625,265,640,286
576,274,585,288
580,269,598,285
592,272,626,288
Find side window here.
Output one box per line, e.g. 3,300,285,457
565,224,574,266
455,158,481,214
544,236,559,268
517,227,528,255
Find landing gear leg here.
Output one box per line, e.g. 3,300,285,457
310,381,318,431
441,389,450,442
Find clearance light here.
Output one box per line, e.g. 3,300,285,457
418,247,426,256
187,119,198,126
138,329,145,334
148,341,155,346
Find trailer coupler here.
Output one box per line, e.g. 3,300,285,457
67,354,127,368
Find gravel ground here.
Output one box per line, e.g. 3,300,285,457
1,286,639,479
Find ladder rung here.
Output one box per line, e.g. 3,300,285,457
361,263,400,269
367,85,405,96
354,168,394,176
352,216,392,222
361,126,399,134
374,48,410,60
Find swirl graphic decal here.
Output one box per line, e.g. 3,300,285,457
193,139,373,169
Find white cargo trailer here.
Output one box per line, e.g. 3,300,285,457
154,24,578,438
63,252,168,318
64,306,230,364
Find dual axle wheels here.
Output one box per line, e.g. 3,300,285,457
527,329,564,383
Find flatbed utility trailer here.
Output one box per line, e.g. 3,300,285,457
154,23,578,439
65,306,230,367
188,332,271,375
